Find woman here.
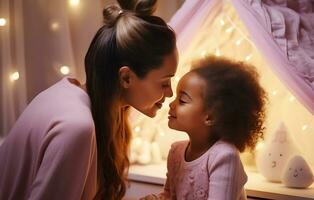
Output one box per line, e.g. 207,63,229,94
0,0,178,199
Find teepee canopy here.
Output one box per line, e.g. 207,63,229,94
169,0,314,114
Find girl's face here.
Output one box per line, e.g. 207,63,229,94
122,49,178,117
168,72,209,133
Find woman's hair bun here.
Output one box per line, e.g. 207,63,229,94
117,0,157,16
102,4,121,26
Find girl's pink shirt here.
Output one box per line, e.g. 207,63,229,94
0,77,97,200
160,140,248,200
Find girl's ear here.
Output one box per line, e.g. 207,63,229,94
119,66,133,89
204,114,213,127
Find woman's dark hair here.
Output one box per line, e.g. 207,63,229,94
84,0,176,199
191,56,267,152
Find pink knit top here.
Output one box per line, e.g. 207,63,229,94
161,140,248,200
0,77,97,200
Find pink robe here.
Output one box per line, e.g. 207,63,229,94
0,77,97,200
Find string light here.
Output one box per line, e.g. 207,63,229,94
302,125,308,131
134,126,141,133
0,18,7,26
235,38,243,46
60,65,70,75
289,96,295,102
69,0,80,7
175,76,180,82
10,71,19,82
245,54,253,61
219,19,225,26
50,22,60,31
271,90,278,96
159,132,165,136
215,48,221,57
201,50,206,58
255,142,265,151
225,27,233,33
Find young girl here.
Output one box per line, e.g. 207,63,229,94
144,56,267,199
0,0,177,200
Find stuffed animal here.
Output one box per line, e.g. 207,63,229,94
256,122,298,182
282,155,314,188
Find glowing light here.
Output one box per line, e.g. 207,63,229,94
225,27,233,33
69,0,80,7
60,65,70,75
201,50,207,58
215,48,221,57
219,19,225,26
302,125,308,131
272,90,278,96
10,71,19,82
289,96,295,102
51,22,60,31
175,76,180,82
159,132,165,136
255,142,265,151
0,18,7,26
235,38,243,46
134,126,141,133
245,54,253,61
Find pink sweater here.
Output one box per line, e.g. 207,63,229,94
0,77,97,200
161,140,248,200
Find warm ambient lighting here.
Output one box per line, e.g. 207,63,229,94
10,72,19,82
60,66,70,75
51,22,60,31
0,18,7,26
69,0,80,7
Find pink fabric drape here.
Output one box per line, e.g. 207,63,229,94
169,0,314,114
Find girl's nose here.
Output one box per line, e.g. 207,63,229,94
169,100,175,109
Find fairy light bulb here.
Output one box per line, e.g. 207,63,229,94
60,65,70,75
302,125,308,131
159,132,165,136
51,22,60,31
225,27,233,33
175,76,180,82
201,50,206,58
10,71,19,82
215,48,221,57
255,142,265,151
245,54,253,61
235,38,243,46
289,96,295,102
0,18,7,26
271,90,278,96
69,0,80,7
219,19,225,26
134,126,141,133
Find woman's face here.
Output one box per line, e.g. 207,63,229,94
122,49,178,117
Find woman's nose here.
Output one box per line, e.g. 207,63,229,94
164,86,173,98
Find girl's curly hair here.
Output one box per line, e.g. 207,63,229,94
191,56,267,152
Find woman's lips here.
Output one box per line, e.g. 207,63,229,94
155,102,162,109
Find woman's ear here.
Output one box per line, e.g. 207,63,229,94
119,66,133,89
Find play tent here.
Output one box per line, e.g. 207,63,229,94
130,0,314,174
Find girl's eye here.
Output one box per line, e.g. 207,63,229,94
162,81,171,88
179,99,186,104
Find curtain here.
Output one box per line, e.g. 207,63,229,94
0,0,103,137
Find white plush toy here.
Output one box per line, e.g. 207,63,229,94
282,155,314,188
256,122,298,182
